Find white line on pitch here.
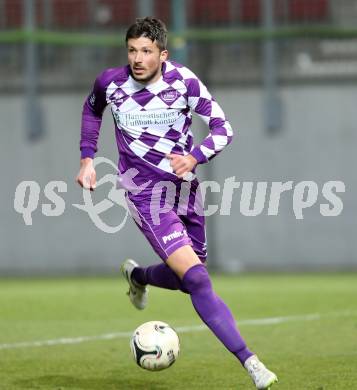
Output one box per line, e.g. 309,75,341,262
0,311,353,351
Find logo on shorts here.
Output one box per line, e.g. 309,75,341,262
162,229,187,244
160,89,178,103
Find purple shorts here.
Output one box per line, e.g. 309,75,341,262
125,179,207,262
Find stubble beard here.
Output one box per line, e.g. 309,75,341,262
131,65,161,84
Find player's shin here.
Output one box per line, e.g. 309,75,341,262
181,263,254,365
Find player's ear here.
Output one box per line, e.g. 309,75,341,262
160,50,168,62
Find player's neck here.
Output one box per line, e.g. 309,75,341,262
144,70,162,85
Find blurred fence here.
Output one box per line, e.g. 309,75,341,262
1,0,357,90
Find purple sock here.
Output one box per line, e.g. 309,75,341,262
181,264,254,365
132,263,187,293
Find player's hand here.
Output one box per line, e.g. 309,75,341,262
76,158,96,191
166,153,198,179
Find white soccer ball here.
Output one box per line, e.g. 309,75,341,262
130,321,180,371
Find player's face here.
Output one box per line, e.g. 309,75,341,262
127,37,168,84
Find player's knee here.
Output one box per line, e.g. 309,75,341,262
181,264,212,294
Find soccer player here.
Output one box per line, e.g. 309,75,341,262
77,17,278,389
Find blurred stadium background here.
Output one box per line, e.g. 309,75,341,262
1,0,357,275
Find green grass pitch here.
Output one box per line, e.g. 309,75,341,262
0,273,356,389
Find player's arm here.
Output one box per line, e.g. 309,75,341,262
186,73,234,164
76,71,108,190
167,73,233,179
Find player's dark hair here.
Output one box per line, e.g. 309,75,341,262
126,17,168,51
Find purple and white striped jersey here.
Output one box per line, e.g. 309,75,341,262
80,60,233,184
